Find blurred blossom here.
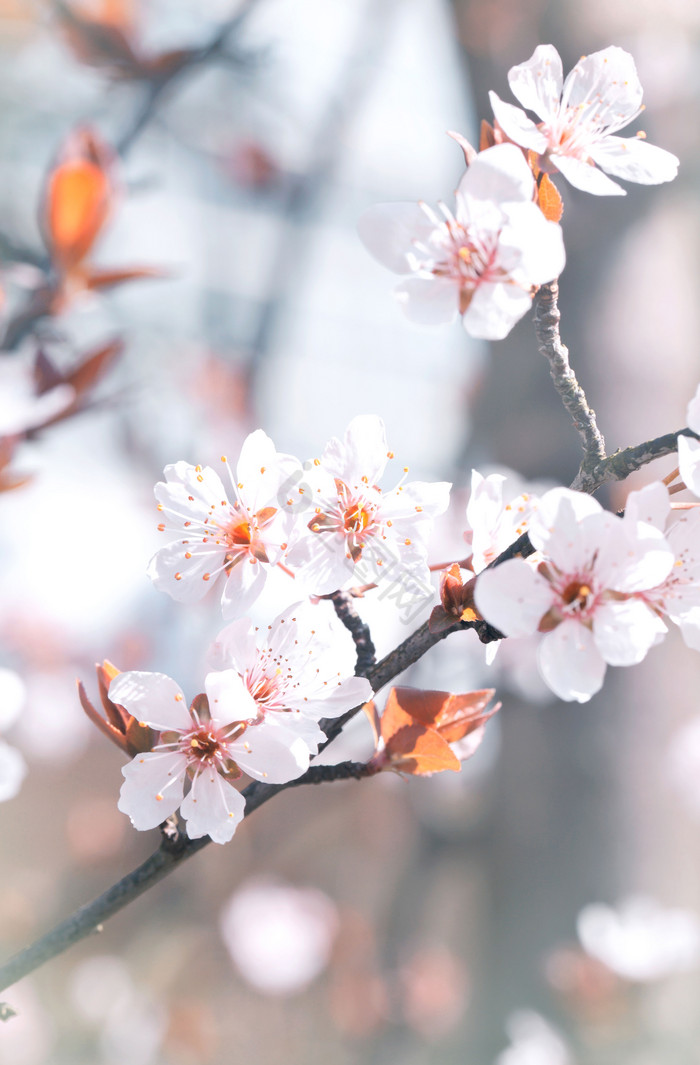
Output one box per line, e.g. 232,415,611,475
667,715,700,817
0,666,27,802
70,954,135,1023
577,897,700,981
496,1010,572,1065
398,944,470,1038
14,668,92,763
0,740,27,803
220,878,339,995
0,980,55,1065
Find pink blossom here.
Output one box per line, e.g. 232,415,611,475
490,45,679,196
284,415,450,602
148,430,300,619
208,601,374,755
358,143,565,340
474,488,673,702
112,669,311,843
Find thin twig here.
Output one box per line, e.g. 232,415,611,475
570,428,699,493
534,281,606,475
327,590,376,676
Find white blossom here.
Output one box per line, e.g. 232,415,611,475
490,44,679,196
465,469,541,573
284,415,450,601
496,1011,572,1065
577,897,700,981
678,383,700,497
474,488,673,702
147,430,300,619
358,144,565,340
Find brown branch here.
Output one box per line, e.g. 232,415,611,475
327,590,376,676
570,428,699,493
534,281,606,474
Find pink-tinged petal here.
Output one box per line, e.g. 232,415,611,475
551,154,626,196
299,675,373,720
357,202,438,273
180,769,245,843
475,559,554,637
500,204,566,285
462,281,533,340
589,136,679,186
118,751,187,830
487,93,548,153
394,277,459,325
679,435,700,498
506,44,563,120
458,142,537,204
380,480,451,521
562,47,643,122
220,557,267,620
204,669,258,727
537,621,606,703
233,719,310,783
109,671,192,731
322,415,388,487
593,600,667,666
687,385,700,434
147,540,225,603
286,533,355,596
208,618,259,672
624,482,670,531
0,741,27,803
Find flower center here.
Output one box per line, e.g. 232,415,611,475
561,580,593,611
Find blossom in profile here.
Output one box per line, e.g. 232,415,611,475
284,415,450,599
678,383,700,497
111,669,311,844
465,469,541,573
358,143,565,340
147,430,300,618
209,602,373,756
577,897,700,982
489,45,679,196
474,488,673,702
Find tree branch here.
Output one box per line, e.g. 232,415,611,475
534,281,606,474
327,590,376,676
570,427,699,493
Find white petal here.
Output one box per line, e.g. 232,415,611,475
204,670,259,727
475,559,553,637
562,47,643,122
624,482,670,531
208,618,259,672
0,667,26,731
687,385,700,434
500,203,566,285
233,719,310,783
299,675,373,720
109,671,192,731
593,599,667,666
357,202,438,273
463,281,533,340
551,154,626,196
156,462,228,520
458,142,537,204
0,740,27,802
180,769,245,843
589,136,679,186
236,430,300,514
118,751,187,830
487,93,548,153
507,44,564,118
323,415,388,487
529,487,601,555
381,479,451,521
537,621,606,702
220,557,267,619
147,540,225,604
285,533,355,595
679,611,700,653
394,277,459,325
679,435,700,498
600,520,674,592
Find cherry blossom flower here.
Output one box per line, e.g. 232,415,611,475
282,415,450,600
496,1011,572,1065
0,667,27,803
208,602,373,756
358,143,565,340
111,669,311,844
577,897,700,981
474,488,674,702
465,469,541,573
148,430,301,619
624,481,700,651
678,383,700,497
489,45,679,196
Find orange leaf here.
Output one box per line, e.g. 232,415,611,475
44,128,116,271
83,265,166,290
479,120,496,152
383,724,461,776
363,699,381,749
538,173,564,223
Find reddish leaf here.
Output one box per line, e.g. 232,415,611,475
538,173,564,223
377,688,461,775
64,338,123,396
363,699,381,748
44,128,116,271
479,120,496,152
83,265,166,291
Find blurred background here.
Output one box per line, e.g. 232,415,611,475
1,1,700,1062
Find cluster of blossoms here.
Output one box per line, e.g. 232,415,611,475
359,44,677,339
471,387,700,703
113,415,451,843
